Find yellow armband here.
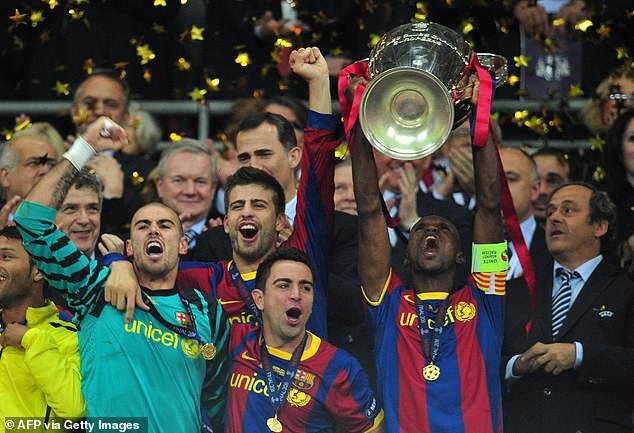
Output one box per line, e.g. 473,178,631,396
471,242,509,273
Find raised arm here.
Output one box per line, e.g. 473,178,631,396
290,46,332,115
351,122,391,302
471,88,503,245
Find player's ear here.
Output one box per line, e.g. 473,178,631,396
455,252,465,265
252,288,265,310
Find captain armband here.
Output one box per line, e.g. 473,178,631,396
471,242,509,273
100,252,129,266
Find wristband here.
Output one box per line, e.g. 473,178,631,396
63,136,97,170
471,241,509,273
100,252,129,266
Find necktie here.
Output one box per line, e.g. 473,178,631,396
185,228,197,250
552,268,579,337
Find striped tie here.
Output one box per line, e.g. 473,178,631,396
552,268,578,337
185,228,197,249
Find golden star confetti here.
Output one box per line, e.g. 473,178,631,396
44,0,59,10
508,74,520,86
190,26,204,41
513,110,529,125
52,81,70,96
590,134,605,152
568,83,583,97
72,108,89,125
414,1,428,22
131,171,145,186
234,52,251,67
592,166,605,182
152,23,166,34
15,118,32,132
83,57,94,75
596,24,610,39
616,47,629,60
9,9,28,26
275,38,293,48
574,19,593,32
188,87,207,100
170,132,183,142
136,44,156,65
68,9,84,19
514,55,529,68
552,17,565,27
462,21,474,35
368,34,381,48
154,0,167,6
205,77,220,91
334,143,349,160
181,0,188,4
2,129,13,140
176,57,191,71
30,11,45,27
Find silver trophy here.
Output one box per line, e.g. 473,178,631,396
359,22,508,160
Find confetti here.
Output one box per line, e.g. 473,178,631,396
188,87,207,100
205,77,220,91
234,52,251,67
176,57,191,71
136,44,156,65
170,132,183,142
83,58,95,75
514,55,529,68
9,9,28,26
154,0,167,6
190,26,204,41
568,84,583,97
30,11,45,27
52,81,70,96
574,19,593,32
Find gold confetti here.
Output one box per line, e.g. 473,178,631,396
176,57,191,71
616,47,629,60
590,134,605,152
131,171,145,186
462,21,474,35
15,118,32,132
68,9,84,19
190,25,204,41
52,81,70,96
181,0,188,4
275,38,293,48
574,19,593,32
44,0,59,10
154,0,167,6
205,77,220,91
1,129,13,140
596,24,610,38
72,108,89,125
234,52,251,67
552,17,565,27
592,166,605,182
568,83,583,97
143,68,152,82
188,87,207,100
170,132,183,141
136,44,156,65
368,34,381,48
30,11,45,27
334,143,349,160
113,61,129,69
508,74,520,86
514,55,529,68
83,58,94,75
152,23,166,34
9,9,28,26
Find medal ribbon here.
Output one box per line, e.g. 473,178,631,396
228,262,262,324
260,332,308,415
141,289,206,347
414,293,451,366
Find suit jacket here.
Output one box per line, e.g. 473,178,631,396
391,190,474,287
503,258,634,433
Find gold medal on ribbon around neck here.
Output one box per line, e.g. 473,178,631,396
267,415,283,432
201,343,216,360
422,363,441,381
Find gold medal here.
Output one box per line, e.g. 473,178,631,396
422,363,441,381
267,415,283,432
201,343,217,360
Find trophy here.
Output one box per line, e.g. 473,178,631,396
359,22,508,160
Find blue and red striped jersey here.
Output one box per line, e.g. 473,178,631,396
225,324,384,433
175,113,340,340
366,269,506,433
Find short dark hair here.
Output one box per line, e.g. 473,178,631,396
224,167,286,216
532,147,574,180
602,109,634,202
0,226,32,265
71,168,104,207
550,181,617,254
255,246,314,292
73,69,131,111
262,95,308,130
236,112,297,151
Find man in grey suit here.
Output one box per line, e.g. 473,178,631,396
502,182,634,433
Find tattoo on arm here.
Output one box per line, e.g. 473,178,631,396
50,164,79,209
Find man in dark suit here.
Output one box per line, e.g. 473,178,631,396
502,182,634,433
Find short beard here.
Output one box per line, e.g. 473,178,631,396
230,230,276,264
